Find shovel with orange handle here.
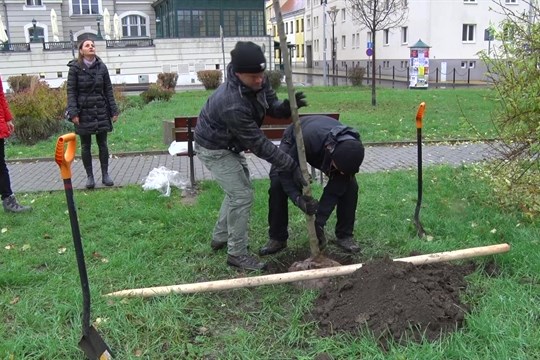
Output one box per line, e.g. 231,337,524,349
414,103,427,238
55,133,114,360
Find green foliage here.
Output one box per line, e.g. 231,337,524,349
196,70,222,90
477,2,540,217
139,84,174,104
157,72,179,91
6,75,39,93
348,66,366,86
8,81,65,145
265,70,283,90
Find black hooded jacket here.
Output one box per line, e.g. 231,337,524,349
270,115,362,202
194,64,297,171
66,56,118,135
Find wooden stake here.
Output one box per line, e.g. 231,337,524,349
105,243,510,298
272,0,320,257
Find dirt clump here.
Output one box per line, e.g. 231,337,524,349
310,257,474,348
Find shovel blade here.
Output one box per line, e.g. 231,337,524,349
78,326,114,360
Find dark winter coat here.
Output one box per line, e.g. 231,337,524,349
194,64,297,171
66,56,118,136
270,115,362,202
0,77,14,139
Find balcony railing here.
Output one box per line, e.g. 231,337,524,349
43,41,75,51
0,42,31,52
106,38,154,48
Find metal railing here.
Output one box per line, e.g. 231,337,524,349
106,38,154,48
43,41,75,51
0,42,31,52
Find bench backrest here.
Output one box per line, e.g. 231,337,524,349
173,113,340,142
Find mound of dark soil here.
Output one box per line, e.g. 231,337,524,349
310,257,476,348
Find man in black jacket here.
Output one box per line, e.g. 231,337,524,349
260,115,365,256
194,41,312,271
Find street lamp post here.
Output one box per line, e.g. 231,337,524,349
327,7,338,75
321,0,328,86
96,15,103,40
31,18,39,43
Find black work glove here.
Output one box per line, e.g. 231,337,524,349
292,166,308,188
295,195,319,215
295,91,307,108
315,224,327,250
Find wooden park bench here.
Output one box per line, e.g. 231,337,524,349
164,113,340,188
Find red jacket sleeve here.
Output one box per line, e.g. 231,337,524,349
0,79,14,123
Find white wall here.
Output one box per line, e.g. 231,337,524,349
0,36,273,90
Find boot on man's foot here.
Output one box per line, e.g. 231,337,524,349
334,237,361,253
259,239,287,256
3,194,32,213
227,254,267,271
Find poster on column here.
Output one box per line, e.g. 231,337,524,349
409,48,429,89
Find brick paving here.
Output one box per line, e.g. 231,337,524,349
7,142,499,193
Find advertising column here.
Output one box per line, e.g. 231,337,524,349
409,39,431,89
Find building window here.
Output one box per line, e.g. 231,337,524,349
26,0,43,5
352,34,356,48
383,29,389,45
301,19,304,32
341,35,346,49
28,25,45,41
505,0,517,3
223,10,264,37
463,0,477,2
285,22,288,33
461,61,467,68
462,24,475,42
72,0,100,16
469,61,476,68
306,16,311,30
367,31,372,43
122,15,147,37
401,26,408,44
341,8,346,21
290,21,294,34
296,19,299,33
178,10,222,38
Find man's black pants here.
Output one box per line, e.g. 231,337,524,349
268,174,358,242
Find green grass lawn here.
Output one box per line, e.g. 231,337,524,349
5,86,499,160
1,165,538,359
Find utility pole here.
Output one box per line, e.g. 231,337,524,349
321,0,328,86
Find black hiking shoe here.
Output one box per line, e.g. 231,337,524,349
227,254,267,271
259,239,287,256
334,237,361,253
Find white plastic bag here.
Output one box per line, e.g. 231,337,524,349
168,141,189,156
142,166,187,197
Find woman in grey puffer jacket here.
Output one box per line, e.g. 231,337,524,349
66,39,119,189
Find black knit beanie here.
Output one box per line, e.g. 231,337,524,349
331,140,365,175
231,41,267,73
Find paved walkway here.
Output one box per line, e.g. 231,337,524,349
8,142,499,193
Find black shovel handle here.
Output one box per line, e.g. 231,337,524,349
55,134,92,332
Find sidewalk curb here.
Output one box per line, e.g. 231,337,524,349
6,139,499,164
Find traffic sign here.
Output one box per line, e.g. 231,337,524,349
366,48,373,57
367,41,373,49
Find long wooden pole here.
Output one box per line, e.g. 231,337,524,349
272,0,320,257
105,243,510,298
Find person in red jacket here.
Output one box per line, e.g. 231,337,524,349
0,77,32,213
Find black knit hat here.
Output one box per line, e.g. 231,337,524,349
331,140,365,175
231,41,267,73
